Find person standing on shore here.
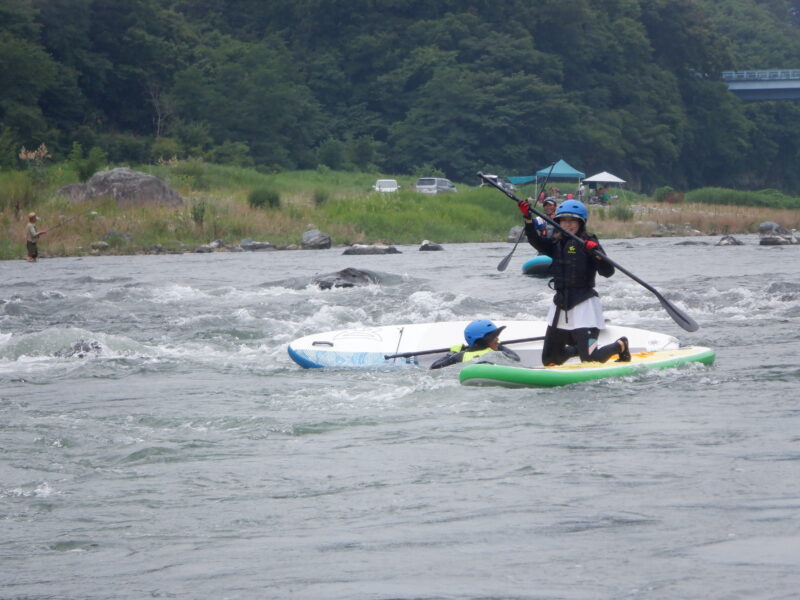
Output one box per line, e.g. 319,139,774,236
25,212,47,262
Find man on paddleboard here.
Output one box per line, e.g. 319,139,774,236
430,319,521,370
518,199,631,366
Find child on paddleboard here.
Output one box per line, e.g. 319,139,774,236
517,199,631,366
430,319,520,369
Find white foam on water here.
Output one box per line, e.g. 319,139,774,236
4,481,56,499
144,283,215,304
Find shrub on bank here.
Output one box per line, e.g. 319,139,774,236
686,187,800,210
248,187,280,209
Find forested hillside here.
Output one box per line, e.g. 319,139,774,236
2,0,800,191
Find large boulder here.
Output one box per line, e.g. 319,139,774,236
57,168,183,207
301,229,332,249
342,243,401,255
239,238,275,251
194,239,228,253
758,221,797,245
508,226,524,242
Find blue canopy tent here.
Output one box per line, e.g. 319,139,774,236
507,159,585,186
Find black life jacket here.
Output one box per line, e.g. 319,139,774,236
550,236,599,310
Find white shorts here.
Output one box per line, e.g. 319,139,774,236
547,296,606,330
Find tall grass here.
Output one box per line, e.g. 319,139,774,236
686,187,800,209
0,171,36,214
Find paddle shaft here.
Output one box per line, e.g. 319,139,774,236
496,163,555,272
478,173,699,332
384,335,545,360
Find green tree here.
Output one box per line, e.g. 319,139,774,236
170,34,323,168
68,141,108,181
77,0,188,133
0,0,59,145
316,137,345,170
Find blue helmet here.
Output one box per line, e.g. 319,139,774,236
464,319,505,346
555,199,588,223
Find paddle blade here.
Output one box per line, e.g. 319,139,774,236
497,229,526,272
601,256,700,332
659,297,699,332
497,253,513,272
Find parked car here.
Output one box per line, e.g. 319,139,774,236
373,178,399,193
415,177,457,194
480,174,516,191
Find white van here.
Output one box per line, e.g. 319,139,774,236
415,177,457,194
373,179,399,193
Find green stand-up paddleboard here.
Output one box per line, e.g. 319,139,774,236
459,346,716,388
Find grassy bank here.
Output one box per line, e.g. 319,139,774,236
2,162,799,261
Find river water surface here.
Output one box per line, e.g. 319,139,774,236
2,236,799,599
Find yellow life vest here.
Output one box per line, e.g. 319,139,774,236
452,345,493,363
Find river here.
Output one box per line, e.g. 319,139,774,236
2,235,799,599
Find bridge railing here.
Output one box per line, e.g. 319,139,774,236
722,70,800,81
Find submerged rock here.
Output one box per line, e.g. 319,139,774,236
717,235,744,246
313,268,380,289
419,240,444,251
55,340,102,358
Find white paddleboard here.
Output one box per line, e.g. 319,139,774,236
287,320,680,369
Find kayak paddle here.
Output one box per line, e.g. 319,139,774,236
478,172,699,333
384,335,546,360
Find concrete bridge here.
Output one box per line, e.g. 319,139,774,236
722,70,800,101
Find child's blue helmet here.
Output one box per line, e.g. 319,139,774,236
555,199,588,223
464,319,505,346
